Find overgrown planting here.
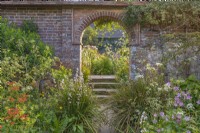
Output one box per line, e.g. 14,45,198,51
1,1,200,132
108,64,200,133
0,17,102,132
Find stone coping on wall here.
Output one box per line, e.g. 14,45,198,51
1,1,145,8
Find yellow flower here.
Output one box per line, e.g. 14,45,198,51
59,106,63,110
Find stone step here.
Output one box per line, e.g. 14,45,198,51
89,75,119,101
89,75,117,82
89,75,116,80
93,88,116,95
96,95,111,99
89,82,120,88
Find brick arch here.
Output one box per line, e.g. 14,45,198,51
74,11,131,45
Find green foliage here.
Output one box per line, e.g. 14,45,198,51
92,56,114,75
160,32,200,79
0,17,53,85
82,21,126,49
108,63,200,132
20,19,38,33
0,82,38,132
124,5,145,27
108,64,166,132
82,44,129,81
0,17,102,132
108,79,162,133
124,1,200,30
94,19,122,32
82,26,98,46
82,46,97,81
51,67,102,133
142,76,200,132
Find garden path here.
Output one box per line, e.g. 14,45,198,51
89,75,118,133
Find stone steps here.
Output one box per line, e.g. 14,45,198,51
88,75,117,133
89,75,118,99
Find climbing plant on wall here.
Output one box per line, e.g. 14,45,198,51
124,1,200,31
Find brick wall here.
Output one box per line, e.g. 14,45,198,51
3,2,198,79
2,7,64,57
1,2,134,75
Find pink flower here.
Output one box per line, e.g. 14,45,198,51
153,113,158,117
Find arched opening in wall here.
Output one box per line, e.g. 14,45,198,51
80,18,130,82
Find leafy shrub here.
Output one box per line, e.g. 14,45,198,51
92,56,114,75
0,17,53,85
82,46,97,81
0,17,53,132
0,17,103,132
107,64,169,133
20,19,38,33
113,45,129,81
50,67,102,133
82,44,129,81
108,79,162,133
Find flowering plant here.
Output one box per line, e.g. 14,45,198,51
142,79,200,133
0,82,37,132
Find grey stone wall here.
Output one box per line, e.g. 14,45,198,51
132,28,200,80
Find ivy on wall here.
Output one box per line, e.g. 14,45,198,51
123,1,200,79
124,1,200,31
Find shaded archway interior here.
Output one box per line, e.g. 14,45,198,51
80,17,131,45
80,16,130,79
80,17,131,46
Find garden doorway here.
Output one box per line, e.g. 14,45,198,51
80,19,130,82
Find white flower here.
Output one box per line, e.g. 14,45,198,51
156,63,163,67
186,103,194,109
158,87,162,91
177,111,184,115
135,74,144,80
140,112,148,124
141,128,147,133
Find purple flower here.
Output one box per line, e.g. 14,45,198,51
186,130,191,133
166,82,171,87
160,112,165,117
154,113,158,117
177,93,181,97
174,97,184,107
184,116,190,121
179,102,184,107
186,95,192,100
175,96,180,101
173,87,179,91
197,100,200,105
